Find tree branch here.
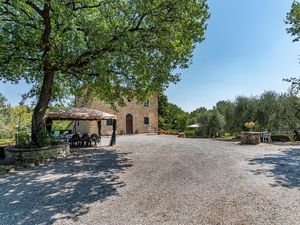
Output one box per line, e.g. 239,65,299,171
25,1,43,17
65,1,103,11
74,4,101,11
128,13,147,32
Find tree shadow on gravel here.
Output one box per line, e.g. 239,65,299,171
248,148,300,189
0,147,133,225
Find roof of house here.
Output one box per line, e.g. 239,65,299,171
46,107,117,121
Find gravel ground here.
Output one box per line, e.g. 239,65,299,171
1,135,300,225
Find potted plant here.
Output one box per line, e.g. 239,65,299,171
244,121,255,131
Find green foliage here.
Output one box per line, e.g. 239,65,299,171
0,93,6,108
0,0,209,143
0,94,32,139
231,96,257,132
188,109,224,137
158,93,188,131
0,93,7,138
51,120,72,131
5,105,32,138
16,132,31,148
185,129,196,137
158,94,168,129
207,110,225,137
37,130,52,147
0,0,209,105
164,103,188,131
286,1,300,42
215,100,235,133
189,107,207,119
285,1,300,92
188,91,300,138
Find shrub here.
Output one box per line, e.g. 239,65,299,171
185,130,196,137
37,130,52,147
271,135,290,142
16,132,31,148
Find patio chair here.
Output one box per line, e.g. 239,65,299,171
70,133,80,147
262,133,271,143
52,131,61,141
91,134,101,146
81,133,92,147
64,133,72,143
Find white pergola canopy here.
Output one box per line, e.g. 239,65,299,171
188,123,201,128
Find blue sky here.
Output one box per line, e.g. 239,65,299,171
166,0,300,111
0,0,299,111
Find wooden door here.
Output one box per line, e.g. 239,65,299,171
126,114,133,134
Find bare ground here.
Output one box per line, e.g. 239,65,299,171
1,135,300,225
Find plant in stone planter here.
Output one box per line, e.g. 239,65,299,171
16,132,31,148
244,121,255,131
37,130,52,147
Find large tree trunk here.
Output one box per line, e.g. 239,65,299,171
31,70,54,145
30,1,53,145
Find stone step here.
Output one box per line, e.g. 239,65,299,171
147,128,157,135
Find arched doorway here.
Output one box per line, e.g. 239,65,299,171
126,114,133,134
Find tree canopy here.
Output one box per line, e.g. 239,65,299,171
0,92,7,108
158,93,187,131
286,0,300,42
285,1,300,93
0,0,209,143
185,91,300,139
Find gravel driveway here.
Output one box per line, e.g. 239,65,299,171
1,135,300,225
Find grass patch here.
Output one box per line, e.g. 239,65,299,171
219,135,236,139
216,134,240,141
0,138,13,146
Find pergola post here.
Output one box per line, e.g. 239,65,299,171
45,118,52,132
110,119,117,146
97,120,102,136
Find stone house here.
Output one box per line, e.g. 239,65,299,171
74,94,158,135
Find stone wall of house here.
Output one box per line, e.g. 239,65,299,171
75,94,158,135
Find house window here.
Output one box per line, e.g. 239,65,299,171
106,119,113,126
144,99,150,107
144,117,149,125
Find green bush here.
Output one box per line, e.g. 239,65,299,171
16,132,31,148
271,135,290,142
185,130,196,137
195,129,206,136
37,130,52,147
